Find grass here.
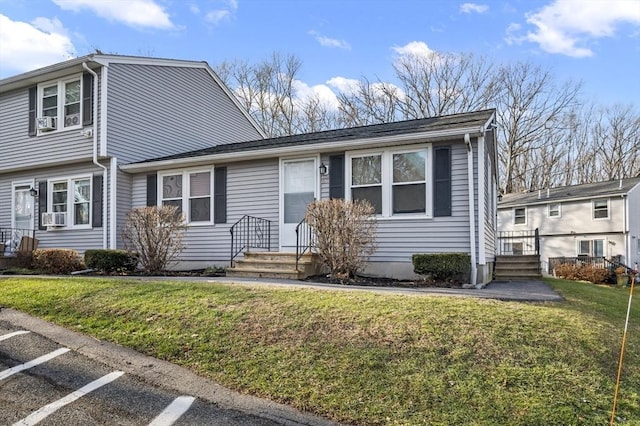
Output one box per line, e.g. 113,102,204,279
0,276,638,425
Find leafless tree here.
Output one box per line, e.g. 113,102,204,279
592,104,640,180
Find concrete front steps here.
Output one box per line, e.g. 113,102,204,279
226,251,322,280
494,255,542,280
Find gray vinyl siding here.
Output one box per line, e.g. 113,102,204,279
483,146,496,262
106,63,263,164
129,158,279,265
0,70,102,171
0,161,108,253
115,167,132,249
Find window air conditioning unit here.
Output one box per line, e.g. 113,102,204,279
64,113,80,127
42,212,67,227
37,116,56,131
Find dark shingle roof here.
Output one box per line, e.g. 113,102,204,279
133,109,495,164
499,177,640,207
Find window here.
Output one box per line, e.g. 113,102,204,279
48,177,92,228
548,203,560,218
348,146,430,217
160,169,212,223
593,199,609,219
38,76,82,132
514,207,526,224
577,239,604,257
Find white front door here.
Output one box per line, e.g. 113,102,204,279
280,158,318,249
9,184,35,252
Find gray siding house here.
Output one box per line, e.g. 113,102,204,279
1,55,498,285
0,54,264,255
498,177,640,274
122,110,499,285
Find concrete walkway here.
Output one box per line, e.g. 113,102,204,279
38,274,563,302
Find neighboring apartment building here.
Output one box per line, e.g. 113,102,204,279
0,54,264,253
498,177,640,273
2,56,499,285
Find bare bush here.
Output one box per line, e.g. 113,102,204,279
121,206,187,274
305,199,377,280
554,263,610,284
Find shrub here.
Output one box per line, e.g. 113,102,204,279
305,199,377,280
32,249,82,274
84,249,138,273
412,253,471,282
121,206,186,274
554,263,610,284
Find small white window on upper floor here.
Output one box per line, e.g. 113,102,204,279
548,203,561,218
514,207,526,224
37,76,83,134
593,199,609,220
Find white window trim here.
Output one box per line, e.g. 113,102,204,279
37,74,83,135
346,144,433,219
513,207,526,225
577,238,606,257
46,174,93,230
158,167,214,226
592,199,610,220
11,180,36,231
548,203,561,218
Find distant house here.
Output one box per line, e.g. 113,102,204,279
1,56,499,285
498,177,640,274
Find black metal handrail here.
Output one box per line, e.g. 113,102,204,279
548,256,636,275
295,217,315,271
0,227,37,256
229,215,271,266
497,228,539,255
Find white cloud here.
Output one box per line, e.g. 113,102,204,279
309,31,351,49
52,0,174,30
0,14,76,76
189,4,200,14
517,0,640,57
392,41,435,59
292,79,340,110
460,3,489,14
326,76,360,95
205,10,230,24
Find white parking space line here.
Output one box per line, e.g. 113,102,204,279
148,396,196,426
12,370,125,426
0,348,70,381
0,331,31,342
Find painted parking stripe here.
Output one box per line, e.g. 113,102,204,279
148,396,196,426
0,330,30,342
0,348,70,381
13,370,124,426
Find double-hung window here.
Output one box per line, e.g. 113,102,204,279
160,169,212,224
514,207,526,224
48,176,91,227
593,199,609,219
348,146,430,217
38,75,82,132
548,203,560,218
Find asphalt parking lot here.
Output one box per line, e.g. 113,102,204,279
0,314,335,426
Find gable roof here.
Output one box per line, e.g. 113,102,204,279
121,109,496,172
499,177,640,208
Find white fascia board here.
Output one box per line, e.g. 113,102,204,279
499,192,630,209
120,126,484,173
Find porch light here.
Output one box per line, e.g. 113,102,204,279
497,193,503,202
29,187,38,197
319,162,328,176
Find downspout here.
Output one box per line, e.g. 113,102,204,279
465,133,477,287
83,62,107,249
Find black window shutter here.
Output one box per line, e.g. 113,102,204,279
38,181,47,230
146,174,157,206
82,73,94,126
92,175,103,227
329,154,345,199
433,147,452,217
214,167,227,224
28,87,37,136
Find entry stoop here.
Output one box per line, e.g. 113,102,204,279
494,255,541,280
226,252,323,280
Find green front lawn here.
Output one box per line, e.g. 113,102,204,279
0,277,638,425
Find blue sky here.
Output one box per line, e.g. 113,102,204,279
1,0,639,107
